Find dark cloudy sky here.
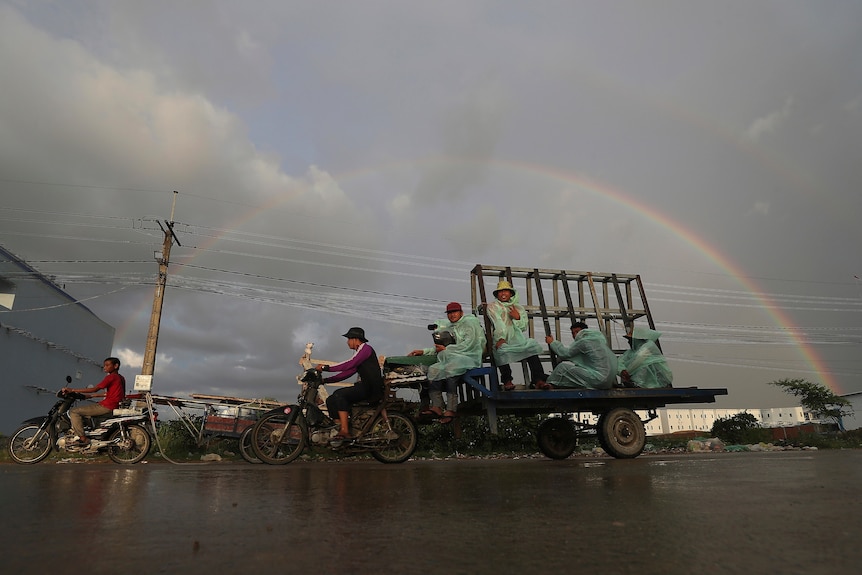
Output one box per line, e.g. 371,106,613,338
1,1,860,412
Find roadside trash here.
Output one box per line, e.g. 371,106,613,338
686,438,725,452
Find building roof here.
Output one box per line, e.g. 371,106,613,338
0,243,99,316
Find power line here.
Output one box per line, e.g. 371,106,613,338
173,222,475,267
0,179,170,194
0,230,157,246
0,207,140,222
4,205,862,293
4,209,862,300
175,262,449,303
6,275,860,331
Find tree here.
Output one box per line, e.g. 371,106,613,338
711,412,764,444
768,378,853,429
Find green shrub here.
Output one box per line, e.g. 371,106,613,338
416,414,540,457
791,429,862,449
154,417,207,459
711,413,771,444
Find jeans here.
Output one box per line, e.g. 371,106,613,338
429,376,460,412
68,402,111,438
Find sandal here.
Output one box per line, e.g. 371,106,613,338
332,432,354,441
534,381,554,390
420,406,443,418
502,381,516,391
439,411,457,424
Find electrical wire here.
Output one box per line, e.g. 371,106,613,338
3,206,861,377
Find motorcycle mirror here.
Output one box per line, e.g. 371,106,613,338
66,375,72,384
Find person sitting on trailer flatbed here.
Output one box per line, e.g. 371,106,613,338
540,322,618,390
486,280,548,391
409,302,483,424
618,326,673,389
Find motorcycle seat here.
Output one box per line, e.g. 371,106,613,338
353,397,382,408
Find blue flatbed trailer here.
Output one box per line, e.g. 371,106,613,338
457,366,727,424
386,362,727,459
387,264,730,459
462,367,726,459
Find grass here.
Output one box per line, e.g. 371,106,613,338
0,417,251,464
2,421,861,464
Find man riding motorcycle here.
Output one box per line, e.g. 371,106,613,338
61,357,126,447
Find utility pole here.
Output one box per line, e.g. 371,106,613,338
135,192,181,393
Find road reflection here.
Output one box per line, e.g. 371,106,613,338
1,452,860,574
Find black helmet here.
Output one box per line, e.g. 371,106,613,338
433,330,456,347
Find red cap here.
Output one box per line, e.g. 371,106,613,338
445,302,462,313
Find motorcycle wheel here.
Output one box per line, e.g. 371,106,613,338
238,425,262,464
251,412,307,465
107,424,152,464
371,412,418,464
8,424,53,464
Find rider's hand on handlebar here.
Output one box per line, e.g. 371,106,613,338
314,364,326,372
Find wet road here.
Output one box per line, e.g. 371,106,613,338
1,451,860,575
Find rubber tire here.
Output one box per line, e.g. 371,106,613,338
537,417,578,460
370,412,418,464
238,425,262,464
596,413,611,454
107,424,152,464
252,412,307,465
8,424,53,464
598,407,646,459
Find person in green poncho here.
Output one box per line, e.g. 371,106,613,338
409,301,484,423
618,326,673,389
539,322,618,390
486,280,547,390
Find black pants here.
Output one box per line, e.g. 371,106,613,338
325,380,381,414
499,355,547,385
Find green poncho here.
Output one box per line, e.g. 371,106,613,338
618,327,673,389
547,329,618,389
421,314,485,381
486,293,543,365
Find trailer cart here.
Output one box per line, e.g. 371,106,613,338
384,265,729,459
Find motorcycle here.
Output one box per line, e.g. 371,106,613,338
7,376,154,465
250,344,418,465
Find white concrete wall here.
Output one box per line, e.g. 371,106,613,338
639,406,815,436
839,394,862,431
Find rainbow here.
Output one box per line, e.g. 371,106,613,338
116,157,840,393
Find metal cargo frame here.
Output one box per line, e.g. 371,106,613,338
452,265,726,439
471,264,656,351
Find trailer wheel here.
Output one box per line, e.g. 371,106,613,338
596,413,611,453
598,408,646,459
537,417,578,460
